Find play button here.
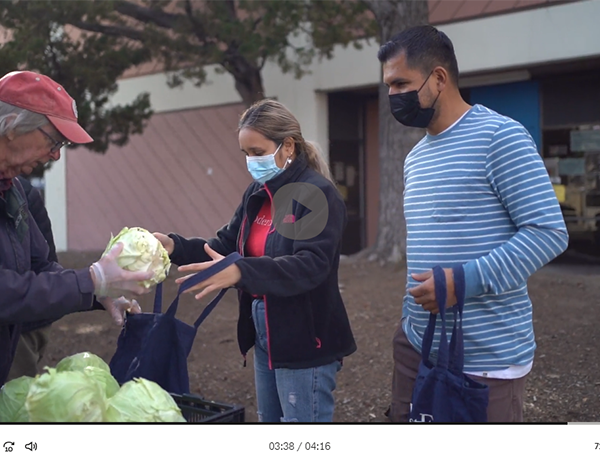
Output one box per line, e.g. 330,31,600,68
272,182,329,241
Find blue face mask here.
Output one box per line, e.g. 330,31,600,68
246,144,285,184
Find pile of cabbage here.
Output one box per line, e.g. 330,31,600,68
0,352,185,422
102,226,171,289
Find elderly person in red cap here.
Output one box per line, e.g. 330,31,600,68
0,71,152,387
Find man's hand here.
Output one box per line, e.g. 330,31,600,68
175,244,241,300
90,242,154,298
409,268,456,314
98,296,142,326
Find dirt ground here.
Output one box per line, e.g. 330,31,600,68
42,247,600,423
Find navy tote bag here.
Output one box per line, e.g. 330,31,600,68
109,252,242,394
409,264,489,423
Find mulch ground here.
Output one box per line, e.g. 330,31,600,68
43,249,600,423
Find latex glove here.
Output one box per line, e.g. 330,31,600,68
98,296,142,326
89,242,154,298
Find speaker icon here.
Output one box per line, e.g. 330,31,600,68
25,442,37,452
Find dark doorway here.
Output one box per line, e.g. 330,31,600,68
328,92,367,255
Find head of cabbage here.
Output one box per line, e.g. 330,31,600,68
55,352,119,398
0,376,34,422
56,352,110,373
102,226,171,288
25,368,107,422
106,378,186,422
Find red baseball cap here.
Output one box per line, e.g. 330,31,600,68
0,71,93,144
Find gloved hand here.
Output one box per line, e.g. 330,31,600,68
90,242,154,298
98,296,142,326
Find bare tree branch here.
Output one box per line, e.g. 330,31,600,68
223,0,237,21
113,0,181,29
251,16,263,32
183,0,208,46
70,20,146,42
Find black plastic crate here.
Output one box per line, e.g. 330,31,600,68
171,393,245,423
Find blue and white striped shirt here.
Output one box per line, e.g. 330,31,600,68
402,104,568,372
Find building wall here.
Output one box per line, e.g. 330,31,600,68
65,103,247,251
117,0,571,81
46,0,600,250
469,80,542,149
429,0,573,24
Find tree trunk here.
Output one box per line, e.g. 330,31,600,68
232,66,266,108
224,55,267,107
362,0,429,264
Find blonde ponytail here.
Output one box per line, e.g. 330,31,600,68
303,140,333,183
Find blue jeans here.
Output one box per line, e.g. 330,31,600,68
251,299,342,422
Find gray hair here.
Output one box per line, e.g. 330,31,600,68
0,101,49,137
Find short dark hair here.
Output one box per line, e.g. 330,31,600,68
377,25,460,84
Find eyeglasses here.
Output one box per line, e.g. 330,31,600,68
38,127,71,154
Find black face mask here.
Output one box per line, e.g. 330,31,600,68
389,71,440,128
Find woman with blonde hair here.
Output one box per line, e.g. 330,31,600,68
155,99,356,422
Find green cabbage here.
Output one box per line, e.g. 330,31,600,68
55,353,118,398
25,368,107,422
56,352,110,373
82,366,120,398
0,376,34,422
102,226,171,288
106,378,186,423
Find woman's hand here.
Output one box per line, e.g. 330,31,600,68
176,244,241,300
153,232,175,255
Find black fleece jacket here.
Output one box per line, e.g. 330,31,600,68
168,155,357,369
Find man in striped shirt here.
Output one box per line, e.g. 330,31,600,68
379,26,569,422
